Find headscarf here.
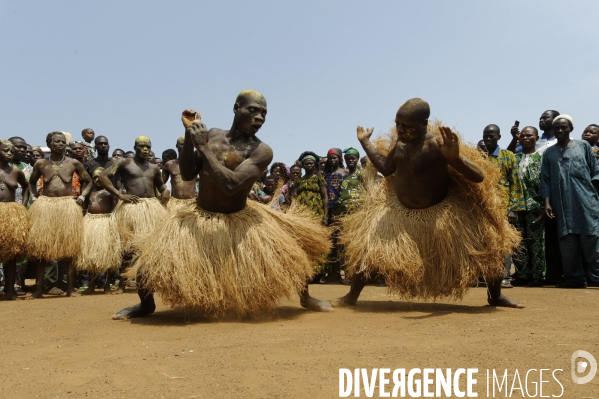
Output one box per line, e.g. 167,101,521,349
327,148,344,167
343,147,360,158
553,114,574,130
301,155,316,163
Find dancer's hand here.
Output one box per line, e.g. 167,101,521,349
437,126,460,161
160,189,170,205
119,194,140,204
181,110,201,129
357,126,374,142
188,121,209,149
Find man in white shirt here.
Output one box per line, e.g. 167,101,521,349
508,110,560,155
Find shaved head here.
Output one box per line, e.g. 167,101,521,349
235,89,265,106
134,136,151,146
397,98,430,122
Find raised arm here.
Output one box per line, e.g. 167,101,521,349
180,110,202,181
188,121,273,195
357,126,396,176
437,126,484,183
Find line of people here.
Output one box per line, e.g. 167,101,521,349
478,111,599,289
1,108,597,300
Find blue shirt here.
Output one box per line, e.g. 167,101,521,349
540,140,599,238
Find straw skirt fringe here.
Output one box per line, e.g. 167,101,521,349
26,196,83,261
0,202,30,263
339,179,519,300
74,213,122,273
113,198,167,250
128,200,330,316
166,197,196,212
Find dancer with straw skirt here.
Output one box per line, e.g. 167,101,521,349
334,98,523,308
75,168,121,294
113,90,332,319
162,136,197,212
0,140,30,300
27,132,92,298
99,136,170,293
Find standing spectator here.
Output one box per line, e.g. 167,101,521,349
112,149,125,159
25,145,34,166
336,148,366,214
323,148,348,283
148,151,156,164
541,115,599,288
125,151,135,159
291,152,329,281
581,124,599,163
84,136,113,176
81,128,96,159
507,110,560,154
482,124,526,288
512,127,546,287
31,146,45,162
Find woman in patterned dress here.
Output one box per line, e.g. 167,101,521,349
321,148,348,282
291,152,329,281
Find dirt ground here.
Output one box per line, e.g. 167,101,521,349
1,284,599,398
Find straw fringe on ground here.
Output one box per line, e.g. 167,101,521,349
26,196,83,261
113,198,167,250
166,197,196,212
339,120,520,300
0,202,30,263
74,213,122,273
127,200,330,316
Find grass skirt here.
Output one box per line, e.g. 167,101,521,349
113,198,168,251
74,214,122,273
27,196,83,261
128,200,330,316
0,202,30,263
166,197,196,212
339,120,520,300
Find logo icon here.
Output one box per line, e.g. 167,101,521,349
571,350,597,384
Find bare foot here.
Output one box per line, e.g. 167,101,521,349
113,303,156,320
31,291,44,299
80,286,96,295
488,294,525,308
300,295,334,312
330,293,358,308
46,287,64,296
111,287,125,295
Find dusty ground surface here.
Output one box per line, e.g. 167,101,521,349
1,284,598,398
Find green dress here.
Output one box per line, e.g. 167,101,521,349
295,174,327,216
336,169,366,213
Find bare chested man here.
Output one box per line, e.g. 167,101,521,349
0,140,30,300
162,136,197,210
76,167,121,295
335,98,523,309
27,132,92,298
113,90,332,319
100,136,169,293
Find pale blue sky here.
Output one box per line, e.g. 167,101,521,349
1,1,598,164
